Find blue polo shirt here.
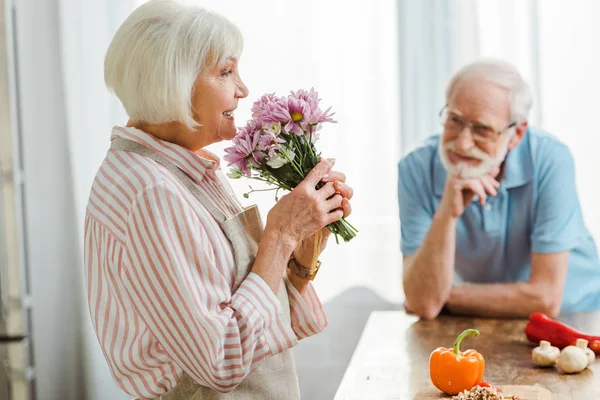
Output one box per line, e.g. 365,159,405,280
397,127,600,311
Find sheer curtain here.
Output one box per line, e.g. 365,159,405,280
198,0,402,304
58,1,136,399
399,0,600,245
58,0,401,397
535,0,600,242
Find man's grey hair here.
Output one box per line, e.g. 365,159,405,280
104,0,244,129
445,58,533,123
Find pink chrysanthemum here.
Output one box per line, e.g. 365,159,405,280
223,88,356,243
252,93,291,126
258,133,285,157
284,88,336,136
223,120,262,176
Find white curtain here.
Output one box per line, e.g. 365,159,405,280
58,0,401,397
535,0,600,242
399,0,600,242
57,1,136,399
199,0,402,304
398,0,480,151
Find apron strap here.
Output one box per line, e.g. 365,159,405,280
110,137,227,223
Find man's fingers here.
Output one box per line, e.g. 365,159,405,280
480,177,498,197
463,181,487,204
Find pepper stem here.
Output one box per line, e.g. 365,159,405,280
454,329,480,356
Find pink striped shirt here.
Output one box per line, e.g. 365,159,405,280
84,126,327,398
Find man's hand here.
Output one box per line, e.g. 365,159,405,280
439,167,501,218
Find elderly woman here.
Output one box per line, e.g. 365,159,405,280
84,1,353,399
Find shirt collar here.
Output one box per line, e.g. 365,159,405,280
433,129,534,196
110,125,219,184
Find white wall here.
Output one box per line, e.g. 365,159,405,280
537,0,600,242
12,0,83,398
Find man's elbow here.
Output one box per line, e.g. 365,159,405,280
418,305,443,320
531,288,561,318
538,296,561,319
405,298,443,320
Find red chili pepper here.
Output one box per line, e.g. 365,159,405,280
477,381,503,393
525,312,600,355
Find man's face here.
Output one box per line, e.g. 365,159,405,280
440,78,515,178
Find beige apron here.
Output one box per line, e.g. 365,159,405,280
110,138,300,400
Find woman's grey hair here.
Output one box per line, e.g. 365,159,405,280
445,58,533,123
104,0,244,129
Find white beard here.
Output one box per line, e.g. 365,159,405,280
438,135,511,178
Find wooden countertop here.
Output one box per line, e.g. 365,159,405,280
334,311,600,399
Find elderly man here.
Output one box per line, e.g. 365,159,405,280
398,59,600,320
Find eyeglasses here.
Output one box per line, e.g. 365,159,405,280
439,105,516,144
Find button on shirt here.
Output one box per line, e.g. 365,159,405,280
397,127,600,311
84,126,327,398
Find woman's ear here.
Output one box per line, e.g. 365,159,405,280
507,120,528,150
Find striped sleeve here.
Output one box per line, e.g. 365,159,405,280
284,276,328,339
121,181,297,393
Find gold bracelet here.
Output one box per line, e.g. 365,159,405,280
287,256,321,281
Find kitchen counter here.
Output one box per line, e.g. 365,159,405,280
334,311,600,399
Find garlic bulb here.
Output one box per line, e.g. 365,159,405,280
557,344,588,373
532,340,560,367
575,338,595,367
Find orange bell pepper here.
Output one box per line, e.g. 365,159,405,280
429,329,485,395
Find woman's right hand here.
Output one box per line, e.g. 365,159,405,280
265,158,344,247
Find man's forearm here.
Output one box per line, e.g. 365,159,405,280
403,211,457,319
446,282,560,318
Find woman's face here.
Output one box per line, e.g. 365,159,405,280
191,56,248,145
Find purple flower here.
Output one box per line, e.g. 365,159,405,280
284,88,336,137
252,93,291,126
223,120,262,176
258,133,285,157
225,88,337,178
284,95,312,136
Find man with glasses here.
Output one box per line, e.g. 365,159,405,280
398,59,600,319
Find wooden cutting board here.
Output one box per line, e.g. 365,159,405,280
414,385,553,399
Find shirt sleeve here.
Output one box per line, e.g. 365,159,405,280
531,141,587,253
397,154,435,256
121,181,297,393
283,276,328,339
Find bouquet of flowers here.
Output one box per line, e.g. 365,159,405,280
224,88,357,244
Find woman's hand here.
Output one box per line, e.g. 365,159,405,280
265,158,347,249
292,168,353,268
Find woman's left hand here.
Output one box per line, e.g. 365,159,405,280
292,169,353,268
